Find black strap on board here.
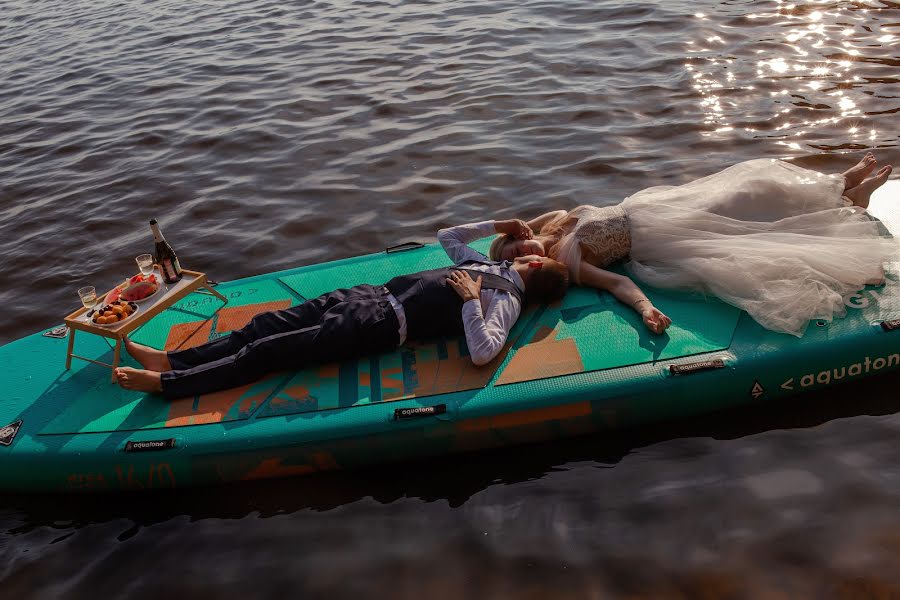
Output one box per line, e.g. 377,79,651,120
881,319,900,332
386,242,425,254
124,439,176,452
394,404,447,420
669,358,725,375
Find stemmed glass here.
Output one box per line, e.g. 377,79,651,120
77,286,97,311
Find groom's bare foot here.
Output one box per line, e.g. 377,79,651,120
124,337,171,372
845,165,893,209
842,152,877,190
115,367,163,394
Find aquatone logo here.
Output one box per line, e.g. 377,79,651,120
781,353,900,391
843,277,896,309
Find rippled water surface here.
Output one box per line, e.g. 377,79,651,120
2,0,900,597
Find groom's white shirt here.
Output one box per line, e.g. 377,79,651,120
384,221,524,365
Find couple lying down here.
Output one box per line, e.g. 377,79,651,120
117,155,895,399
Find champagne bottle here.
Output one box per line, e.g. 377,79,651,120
149,219,183,284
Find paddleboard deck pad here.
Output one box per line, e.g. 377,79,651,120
1,184,899,492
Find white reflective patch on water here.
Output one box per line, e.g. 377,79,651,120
743,469,824,500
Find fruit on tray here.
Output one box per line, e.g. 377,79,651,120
92,300,137,325
106,274,160,303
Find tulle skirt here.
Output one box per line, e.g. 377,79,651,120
618,158,895,336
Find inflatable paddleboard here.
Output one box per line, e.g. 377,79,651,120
1,182,898,493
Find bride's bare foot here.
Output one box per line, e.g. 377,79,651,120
844,165,893,209
124,337,171,372
842,152,877,191
865,265,886,287
115,367,163,394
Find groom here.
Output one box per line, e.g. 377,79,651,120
116,219,570,399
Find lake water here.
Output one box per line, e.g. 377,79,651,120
1,0,899,597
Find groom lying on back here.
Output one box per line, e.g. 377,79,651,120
116,219,570,399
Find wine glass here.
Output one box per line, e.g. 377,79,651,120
78,286,97,310
136,254,154,276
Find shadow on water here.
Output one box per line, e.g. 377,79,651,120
7,369,900,532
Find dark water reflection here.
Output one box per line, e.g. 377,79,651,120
1,0,900,597
5,372,900,598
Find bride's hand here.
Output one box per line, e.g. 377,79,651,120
642,306,672,334
495,219,533,240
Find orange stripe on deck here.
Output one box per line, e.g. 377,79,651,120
241,452,340,480
163,300,291,351
214,300,293,333
319,364,339,378
456,401,592,433
164,321,214,352
165,373,282,427
495,336,584,385
393,340,512,399
282,383,311,400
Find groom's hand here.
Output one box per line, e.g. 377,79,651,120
447,270,482,302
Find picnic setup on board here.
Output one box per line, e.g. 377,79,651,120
1,183,899,493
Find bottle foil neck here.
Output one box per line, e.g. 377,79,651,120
150,222,165,243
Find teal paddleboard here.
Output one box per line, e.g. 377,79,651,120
1,183,898,493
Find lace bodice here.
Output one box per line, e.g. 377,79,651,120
549,205,631,270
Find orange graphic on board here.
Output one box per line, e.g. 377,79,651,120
495,325,584,385
161,300,295,426
240,452,340,480
214,300,292,333
163,300,293,351
165,373,283,427
392,339,513,400
165,320,214,351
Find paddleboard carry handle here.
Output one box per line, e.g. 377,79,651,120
386,241,425,254
880,319,900,332
394,404,446,420
669,358,725,376
123,438,176,452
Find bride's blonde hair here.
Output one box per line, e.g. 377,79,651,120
489,212,569,261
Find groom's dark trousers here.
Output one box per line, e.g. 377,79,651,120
160,265,522,400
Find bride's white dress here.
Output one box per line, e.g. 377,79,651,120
556,159,896,336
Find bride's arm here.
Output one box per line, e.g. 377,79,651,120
578,261,672,334
527,210,567,233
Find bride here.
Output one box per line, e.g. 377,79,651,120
490,155,895,336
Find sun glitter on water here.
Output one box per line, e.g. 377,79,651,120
684,0,896,153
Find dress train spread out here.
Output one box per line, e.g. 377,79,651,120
615,159,894,335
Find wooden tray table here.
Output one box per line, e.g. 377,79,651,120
63,269,228,382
